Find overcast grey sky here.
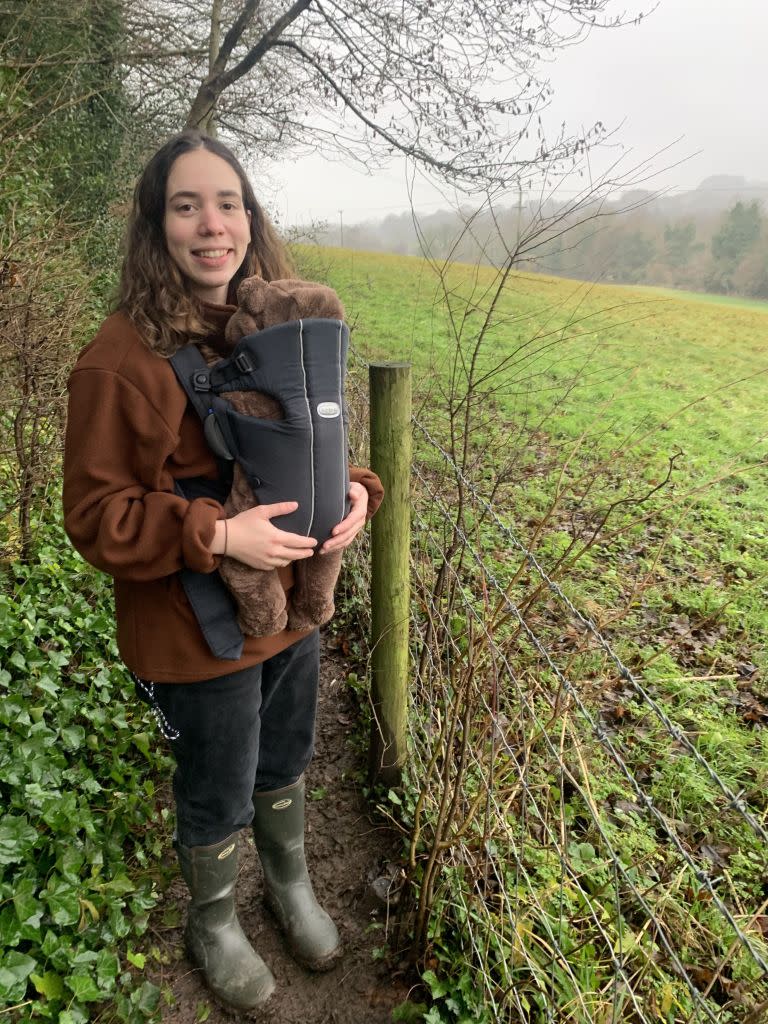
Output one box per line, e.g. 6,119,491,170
263,0,767,225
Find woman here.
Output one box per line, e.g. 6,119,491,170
62,130,383,1013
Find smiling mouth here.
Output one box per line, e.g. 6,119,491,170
193,248,231,258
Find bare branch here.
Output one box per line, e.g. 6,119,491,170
185,0,314,130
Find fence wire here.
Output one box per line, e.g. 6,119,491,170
344,354,768,1024
413,462,767,1002
413,419,768,849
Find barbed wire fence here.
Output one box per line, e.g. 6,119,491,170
341,344,768,1024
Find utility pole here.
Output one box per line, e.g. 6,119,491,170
338,209,344,248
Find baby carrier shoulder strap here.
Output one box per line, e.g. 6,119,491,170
169,344,244,662
170,343,238,465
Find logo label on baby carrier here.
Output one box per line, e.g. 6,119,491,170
272,799,293,811
217,843,236,860
317,402,341,419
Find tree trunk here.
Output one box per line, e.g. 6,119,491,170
201,0,223,136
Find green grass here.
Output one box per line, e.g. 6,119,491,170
638,285,768,314
327,246,768,459
320,245,768,674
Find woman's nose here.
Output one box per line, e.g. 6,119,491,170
198,206,225,234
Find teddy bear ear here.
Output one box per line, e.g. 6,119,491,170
236,274,268,309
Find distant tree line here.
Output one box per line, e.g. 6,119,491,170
314,192,768,300
545,198,767,297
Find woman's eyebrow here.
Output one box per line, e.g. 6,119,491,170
168,189,242,201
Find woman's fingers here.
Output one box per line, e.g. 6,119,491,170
320,482,368,553
226,484,370,566
248,503,318,549
257,501,299,520
225,502,317,569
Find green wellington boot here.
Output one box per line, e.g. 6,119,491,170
176,835,275,1011
251,778,342,971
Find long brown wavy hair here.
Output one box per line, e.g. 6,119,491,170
117,130,293,356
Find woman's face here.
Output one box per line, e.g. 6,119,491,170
163,148,252,305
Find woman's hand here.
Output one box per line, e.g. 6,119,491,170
211,502,317,569
319,481,368,555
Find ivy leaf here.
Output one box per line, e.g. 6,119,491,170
59,1007,89,1024
0,950,37,1003
60,725,86,750
130,980,161,1015
46,650,70,669
43,876,80,926
40,927,67,967
41,792,79,832
126,950,146,969
58,845,85,882
422,969,450,999
78,897,100,931
8,650,27,672
35,676,61,697
99,874,136,895
30,970,65,1001
96,949,119,988
13,877,43,939
69,950,98,968
66,971,102,1002
132,732,151,758
392,1001,429,1023
34,675,60,700
0,814,38,865
0,906,22,947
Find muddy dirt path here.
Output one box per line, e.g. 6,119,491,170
145,636,413,1022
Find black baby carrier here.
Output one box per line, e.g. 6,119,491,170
170,318,350,660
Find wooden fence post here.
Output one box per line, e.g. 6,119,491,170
368,361,412,787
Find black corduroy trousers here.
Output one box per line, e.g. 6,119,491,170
137,630,320,847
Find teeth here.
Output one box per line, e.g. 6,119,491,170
195,249,227,258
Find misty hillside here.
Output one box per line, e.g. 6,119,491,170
307,177,768,299
616,176,768,217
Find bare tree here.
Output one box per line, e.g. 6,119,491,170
122,0,645,188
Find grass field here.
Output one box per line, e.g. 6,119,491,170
641,286,768,314
324,247,768,459
316,245,768,677
300,245,768,1022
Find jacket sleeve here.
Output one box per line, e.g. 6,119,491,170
63,367,223,582
349,465,384,520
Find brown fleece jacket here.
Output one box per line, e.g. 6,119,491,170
63,303,383,683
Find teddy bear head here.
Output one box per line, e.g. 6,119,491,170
225,277,346,344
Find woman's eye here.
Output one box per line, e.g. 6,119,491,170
221,202,238,211
175,203,195,213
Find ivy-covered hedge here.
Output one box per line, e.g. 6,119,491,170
0,517,171,1022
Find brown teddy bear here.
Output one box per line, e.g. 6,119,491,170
199,277,348,638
